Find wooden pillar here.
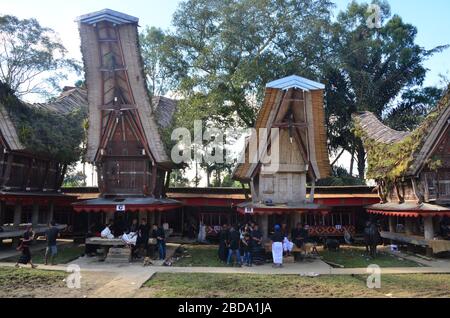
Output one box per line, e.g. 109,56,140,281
388,216,396,233
156,212,162,226
260,214,269,241
405,218,414,235
47,202,54,224
105,211,115,223
149,212,156,226
424,216,435,240
0,201,4,226
13,203,22,226
31,203,39,226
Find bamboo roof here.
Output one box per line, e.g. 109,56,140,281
353,86,450,177
78,10,172,166
233,75,331,181
0,86,87,153
352,112,410,144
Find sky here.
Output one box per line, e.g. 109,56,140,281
1,0,449,185
2,0,449,88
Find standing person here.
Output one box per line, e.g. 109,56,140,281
45,221,59,266
227,226,241,267
291,223,308,248
138,218,150,257
15,226,37,268
271,225,284,268
251,224,263,247
241,233,253,267
218,224,229,262
154,224,166,260
129,218,139,233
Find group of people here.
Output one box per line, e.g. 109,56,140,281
15,220,60,268
217,222,310,267
218,222,264,267
98,218,167,260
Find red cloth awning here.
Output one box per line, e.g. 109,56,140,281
72,197,182,213
366,202,450,218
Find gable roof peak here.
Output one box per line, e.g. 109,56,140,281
266,75,325,91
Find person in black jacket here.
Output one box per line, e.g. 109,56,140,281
137,218,150,257
226,226,241,266
218,224,229,262
153,224,166,260
291,223,308,248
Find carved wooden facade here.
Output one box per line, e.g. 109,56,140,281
78,9,173,199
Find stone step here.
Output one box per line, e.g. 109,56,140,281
105,247,131,263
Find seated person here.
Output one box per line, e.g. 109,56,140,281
281,223,293,255
121,231,137,246
291,223,308,248
101,222,114,239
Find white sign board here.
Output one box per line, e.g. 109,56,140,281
116,204,126,212
244,207,254,214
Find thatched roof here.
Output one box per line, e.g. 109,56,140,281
233,75,331,182
352,112,410,144
353,86,450,178
78,9,171,166
0,84,87,163
152,96,178,129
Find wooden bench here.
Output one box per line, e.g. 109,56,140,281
0,225,67,240
381,231,450,254
264,242,318,259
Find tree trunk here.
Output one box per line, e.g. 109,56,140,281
356,142,366,179
206,170,211,187
349,149,355,176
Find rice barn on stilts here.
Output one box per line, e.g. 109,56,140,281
232,75,360,240
0,85,86,244
353,86,450,256
72,9,182,232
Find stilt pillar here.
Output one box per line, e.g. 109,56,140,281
0,201,4,226
405,218,414,235
47,202,54,224
32,203,39,226
424,216,435,240
13,203,22,226
149,212,156,226
388,216,396,233
260,214,269,241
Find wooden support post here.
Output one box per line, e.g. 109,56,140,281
156,212,162,226
47,202,54,224
0,201,4,226
13,203,22,226
405,218,414,235
424,216,435,240
388,216,396,233
32,203,39,226
149,212,156,226
260,214,269,241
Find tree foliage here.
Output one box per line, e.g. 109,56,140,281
0,82,86,164
324,0,447,178
0,15,80,98
150,0,334,127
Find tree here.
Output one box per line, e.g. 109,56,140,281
384,87,443,131
158,0,334,127
0,15,79,98
324,0,447,178
139,27,172,98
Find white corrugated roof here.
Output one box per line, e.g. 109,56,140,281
77,9,139,25
266,75,325,91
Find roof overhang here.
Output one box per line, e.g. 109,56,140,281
236,201,330,215
72,197,182,213
266,75,325,91
366,202,450,218
76,9,139,25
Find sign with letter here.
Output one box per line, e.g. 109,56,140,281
116,204,126,212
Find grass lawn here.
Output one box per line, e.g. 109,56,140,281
3,244,84,265
174,245,226,267
319,246,422,268
142,272,450,298
0,266,66,296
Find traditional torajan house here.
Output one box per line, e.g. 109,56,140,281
233,75,341,239
0,84,86,242
353,86,450,255
72,9,181,226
